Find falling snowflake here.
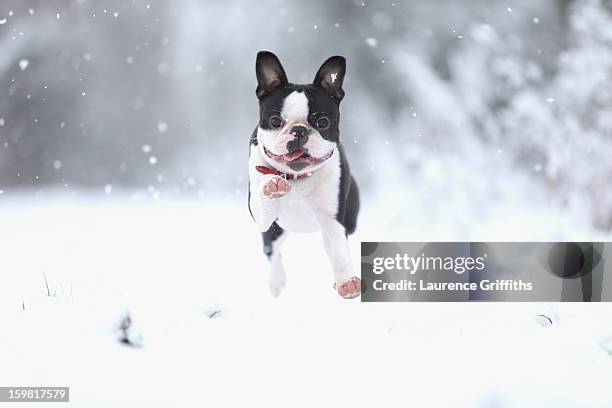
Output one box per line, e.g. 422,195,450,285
157,121,167,133
365,37,378,48
18,59,29,71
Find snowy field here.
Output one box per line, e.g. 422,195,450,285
1,192,611,407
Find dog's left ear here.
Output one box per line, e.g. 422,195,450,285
313,56,346,101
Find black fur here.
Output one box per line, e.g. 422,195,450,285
336,145,360,235
262,221,284,258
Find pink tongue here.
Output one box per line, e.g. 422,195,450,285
284,149,304,161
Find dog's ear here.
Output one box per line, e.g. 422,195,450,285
313,56,346,101
256,51,288,99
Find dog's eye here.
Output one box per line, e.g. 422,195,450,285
316,116,330,130
269,116,283,129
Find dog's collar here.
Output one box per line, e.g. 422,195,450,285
255,165,312,180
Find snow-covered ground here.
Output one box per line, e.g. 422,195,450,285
1,193,611,407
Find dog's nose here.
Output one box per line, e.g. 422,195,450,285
287,126,309,152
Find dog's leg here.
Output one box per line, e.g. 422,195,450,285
263,221,287,297
248,174,292,232
317,215,361,299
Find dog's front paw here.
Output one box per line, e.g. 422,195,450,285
262,176,292,198
334,277,362,299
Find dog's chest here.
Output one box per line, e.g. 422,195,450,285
276,191,319,232
276,155,341,233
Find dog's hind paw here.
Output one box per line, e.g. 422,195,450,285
269,271,286,298
334,277,362,299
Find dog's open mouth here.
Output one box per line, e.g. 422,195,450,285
283,149,308,162
264,147,333,171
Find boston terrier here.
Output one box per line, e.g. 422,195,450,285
248,51,361,299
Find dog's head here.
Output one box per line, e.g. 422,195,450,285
255,51,346,173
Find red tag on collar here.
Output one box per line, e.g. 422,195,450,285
255,165,311,180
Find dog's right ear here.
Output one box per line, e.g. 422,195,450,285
256,51,288,99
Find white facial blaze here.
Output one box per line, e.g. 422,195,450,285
281,91,309,122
